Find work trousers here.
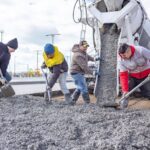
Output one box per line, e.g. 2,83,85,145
129,76,150,98
71,73,88,94
49,72,70,95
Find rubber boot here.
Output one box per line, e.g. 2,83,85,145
63,93,72,105
82,93,90,104
70,90,81,105
0,91,4,98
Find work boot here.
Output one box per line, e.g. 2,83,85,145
65,93,71,102
0,91,4,98
62,93,72,105
82,93,90,104
70,90,81,105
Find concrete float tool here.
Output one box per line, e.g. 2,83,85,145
103,75,150,109
41,67,52,104
0,69,15,98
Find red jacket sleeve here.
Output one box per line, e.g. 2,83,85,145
120,71,129,93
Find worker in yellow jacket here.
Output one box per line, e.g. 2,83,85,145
42,43,71,103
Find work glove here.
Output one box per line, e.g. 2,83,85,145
93,70,100,77
0,78,6,85
94,56,101,61
122,92,128,98
41,63,47,69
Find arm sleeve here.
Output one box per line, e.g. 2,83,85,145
141,47,150,60
0,59,9,77
118,60,129,92
120,71,129,93
48,65,61,88
87,54,94,61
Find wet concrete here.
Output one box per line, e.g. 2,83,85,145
0,95,150,150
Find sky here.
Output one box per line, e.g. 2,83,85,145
0,0,150,73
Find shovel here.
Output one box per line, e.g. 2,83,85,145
41,67,52,104
119,75,150,109
0,69,15,98
103,75,150,109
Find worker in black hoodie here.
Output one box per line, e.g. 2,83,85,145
0,38,18,84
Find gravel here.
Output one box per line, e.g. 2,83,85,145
0,95,150,150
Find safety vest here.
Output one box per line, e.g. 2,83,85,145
43,46,64,68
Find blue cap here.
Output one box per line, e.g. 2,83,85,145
44,43,54,54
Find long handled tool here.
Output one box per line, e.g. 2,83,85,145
41,67,52,103
119,75,150,109
0,69,15,98
103,75,150,109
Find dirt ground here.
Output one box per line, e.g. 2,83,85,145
0,95,150,150
58,94,150,110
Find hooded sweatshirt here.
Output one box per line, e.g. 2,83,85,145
70,44,94,75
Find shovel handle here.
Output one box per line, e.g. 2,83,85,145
120,75,150,101
0,69,4,78
41,67,51,100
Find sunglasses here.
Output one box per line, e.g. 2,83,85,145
82,44,89,48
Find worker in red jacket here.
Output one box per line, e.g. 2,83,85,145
118,43,150,99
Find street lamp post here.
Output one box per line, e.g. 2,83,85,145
14,56,16,76
27,64,29,72
36,50,39,70
0,30,4,42
45,33,60,44
35,50,42,70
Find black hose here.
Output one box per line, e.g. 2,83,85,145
92,28,97,51
83,0,94,28
72,0,82,23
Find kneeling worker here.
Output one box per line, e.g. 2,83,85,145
118,43,150,99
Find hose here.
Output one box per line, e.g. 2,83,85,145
72,0,82,23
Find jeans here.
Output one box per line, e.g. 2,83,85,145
5,72,12,82
71,73,88,94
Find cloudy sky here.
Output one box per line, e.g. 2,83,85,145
0,0,150,73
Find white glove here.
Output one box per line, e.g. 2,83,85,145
93,70,100,76
94,56,100,61
0,78,6,85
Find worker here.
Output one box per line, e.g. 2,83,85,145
0,38,18,85
41,43,71,103
118,43,150,99
70,40,99,105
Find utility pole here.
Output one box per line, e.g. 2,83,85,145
14,56,16,76
0,30,4,42
36,50,39,70
35,50,42,70
27,64,29,72
45,33,60,44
